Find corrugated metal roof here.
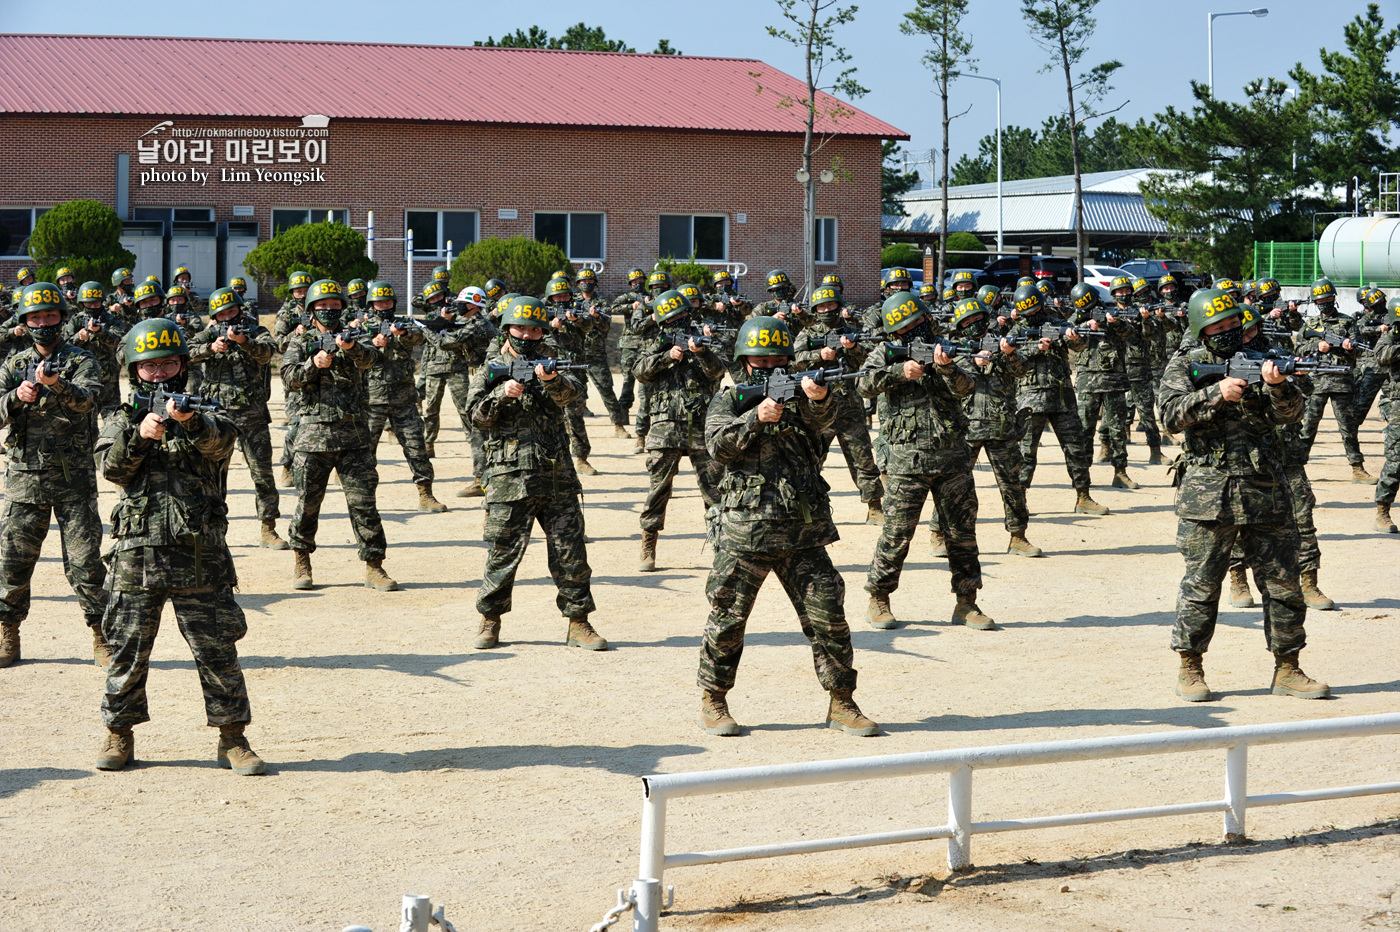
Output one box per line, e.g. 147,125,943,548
899,168,1161,201
0,34,907,138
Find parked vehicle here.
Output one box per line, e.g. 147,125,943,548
1083,265,1130,302
1118,258,1203,289
981,255,1080,294
941,267,990,289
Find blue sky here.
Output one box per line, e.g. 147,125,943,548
11,0,1378,180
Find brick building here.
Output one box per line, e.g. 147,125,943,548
0,35,906,307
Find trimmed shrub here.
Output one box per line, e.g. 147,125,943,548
243,222,378,302
880,242,923,268
27,199,136,285
450,237,571,297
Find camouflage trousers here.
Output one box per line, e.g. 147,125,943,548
369,400,434,486
587,361,627,426
1230,464,1320,574
1300,390,1363,466
635,381,656,440
101,585,250,729
563,398,591,458
1079,389,1129,470
1172,517,1307,656
476,492,595,618
231,409,280,522
1375,411,1400,506
0,498,107,625
641,447,724,532
617,344,639,411
279,391,302,469
931,439,1028,534
1353,367,1392,425
423,371,486,480
868,471,982,597
821,393,884,504
698,545,857,693
1020,408,1093,491
288,446,388,561
1112,378,1162,449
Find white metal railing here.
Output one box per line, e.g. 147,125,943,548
616,713,1400,932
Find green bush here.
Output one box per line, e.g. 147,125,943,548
27,199,135,285
654,256,716,288
945,232,986,268
881,242,923,268
243,222,378,302
450,236,570,296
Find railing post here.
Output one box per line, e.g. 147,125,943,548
631,879,661,932
947,765,972,871
406,229,414,300
366,210,374,260
1224,743,1248,840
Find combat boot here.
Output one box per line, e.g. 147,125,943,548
216,723,267,776
89,619,112,670
952,595,996,631
574,456,599,476
866,498,885,526
416,481,448,513
260,519,290,550
1095,441,1111,464
929,529,948,557
457,478,485,498
1351,463,1378,485
474,615,501,650
279,465,295,488
1228,567,1255,607
566,617,608,651
1007,533,1043,557
1073,489,1110,515
638,531,658,572
1271,652,1330,699
613,424,631,439
1375,502,1397,533
700,689,740,736
95,726,134,771
1148,445,1166,465
292,550,313,591
632,435,646,454
365,559,399,591
867,594,898,630
1300,570,1335,611
1176,651,1212,701
826,689,879,736
0,621,19,668
1112,468,1140,490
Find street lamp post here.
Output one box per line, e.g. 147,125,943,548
959,73,1003,254
1208,8,1269,98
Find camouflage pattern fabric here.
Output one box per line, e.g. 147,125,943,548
1295,312,1364,464
793,316,882,503
973,439,1029,534
190,317,279,519
0,341,103,504
1008,315,1092,490
1079,388,1130,470
611,289,649,410
640,448,723,532
233,412,280,521
423,370,484,474
564,397,591,458
475,493,595,618
0,498,106,625
287,447,387,560
280,329,379,452
369,400,434,485
1116,377,1163,449
1298,391,1363,466
1374,328,1400,506
63,310,127,420
1020,409,1093,491
868,472,982,597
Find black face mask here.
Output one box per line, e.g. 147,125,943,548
960,318,989,340
1203,324,1244,358
508,334,544,357
26,322,62,347
1319,302,1338,317
1244,329,1270,353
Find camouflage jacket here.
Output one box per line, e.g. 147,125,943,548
421,312,496,377
280,330,379,451
792,318,871,404
577,295,612,361
1375,327,1400,399
752,298,806,336
544,307,594,361
859,337,974,476
63,310,127,398
164,305,206,337
633,330,727,449
704,380,838,553
1158,345,1304,525
359,310,427,406
188,315,277,412
107,289,140,328
1117,307,1158,379
97,401,238,590
0,341,102,502
465,349,583,503
1354,307,1390,372
955,347,1027,443
1068,309,1131,393
612,290,649,351
1007,316,1078,414
1295,312,1362,393
272,298,306,354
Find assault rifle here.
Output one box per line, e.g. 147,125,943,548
316,329,368,356
800,327,880,352
18,359,75,400
880,337,1017,368
698,320,740,336
1185,350,1350,387
733,366,869,414
1040,321,1104,342
210,322,254,341
662,331,718,351
483,356,589,390
1299,325,1370,352
132,388,222,418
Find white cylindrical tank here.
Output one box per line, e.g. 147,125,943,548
1318,215,1400,284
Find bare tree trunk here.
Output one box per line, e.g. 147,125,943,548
802,1,817,302
1056,5,1086,280
937,10,950,290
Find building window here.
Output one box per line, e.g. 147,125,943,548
659,214,727,262
815,216,838,265
534,212,605,261
272,208,349,236
406,210,479,259
132,207,214,223
0,207,49,259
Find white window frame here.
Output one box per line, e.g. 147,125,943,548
532,211,606,261
659,213,729,263
404,209,480,259
815,216,838,265
271,207,349,236
0,206,49,260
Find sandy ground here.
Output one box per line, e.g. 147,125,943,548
1,377,1398,932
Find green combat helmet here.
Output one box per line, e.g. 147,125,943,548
1133,278,1154,302
1310,277,1337,307
503,295,549,327
1016,276,1035,290
16,267,36,284
1012,283,1043,318
711,269,735,291
347,278,367,297
809,285,841,309
677,283,703,305
306,279,346,328
432,266,450,284
651,289,689,325
734,315,793,359
766,269,793,293
367,280,397,310
1109,276,1133,301
77,281,106,304
1069,282,1098,313
545,278,573,299
918,283,939,302
820,272,844,292
124,317,189,383
881,291,928,335
975,284,1000,311
647,270,672,293
1187,287,1242,338
627,268,647,289
952,297,987,331
575,268,598,291
420,281,447,306
206,286,243,317
111,267,133,288
484,278,507,301
134,281,162,305
881,267,913,291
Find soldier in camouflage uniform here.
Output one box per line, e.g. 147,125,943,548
1159,287,1327,702
633,289,727,572
65,280,127,424
464,296,608,652
359,281,447,513
0,283,108,670
1067,282,1140,489
1101,277,1165,463
189,286,287,549
1295,278,1374,483
697,314,877,738
171,266,202,314
281,279,398,592
622,270,676,454
345,278,368,315
861,291,996,631
752,269,805,335
422,286,497,497
93,316,266,775
272,270,314,486
541,277,600,474
1351,286,1392,428
107,267,138,327
54,267,79,305
574,268,629,436
612,268,649,428
1372,298,1400,534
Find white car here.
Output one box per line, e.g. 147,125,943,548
1083,265,1130,302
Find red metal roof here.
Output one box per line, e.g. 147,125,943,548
0,34,907,139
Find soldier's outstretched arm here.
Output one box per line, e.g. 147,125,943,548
694,347,727,382
796,389,837,435
1157,355,1225,434
935,359,975,398
704,389,764,463
244,328,277,366
97,414,148,487
181,409,239,460
466,368,509,430
632,344,673,383
858,361,904,399
51,353,103,414
280,344,311,391
541,369,581,407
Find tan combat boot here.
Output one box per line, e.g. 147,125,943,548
1112,468,1140,490
417,481,448,513
826,689,879,736
1148,445,1166,465
279,465,295,488
0,621,20,668
474,615,501,650
866,498,885,526
292,550,313,591
90,620,113,670
1300,570,1335,611
217,723,267,776
638,531,658,572
1074,489,1110,515
566,617,608,651
365,559,399,591
1176,651,1212,701
1095,441,1111,464
1352,463,1378,485
1375,502,1397,534
929,528,948,557
952,595,996,631
457,478,485,498
1271,652,1330,699
632,435,646,454
95,726,134,771
1007,533,1043,557
700,689,740,736
613,424,631,439
260,519,290,550
867,594,898,630
1228,567,1255,607
574,456,599,476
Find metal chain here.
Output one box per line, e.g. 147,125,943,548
589,889,636,932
